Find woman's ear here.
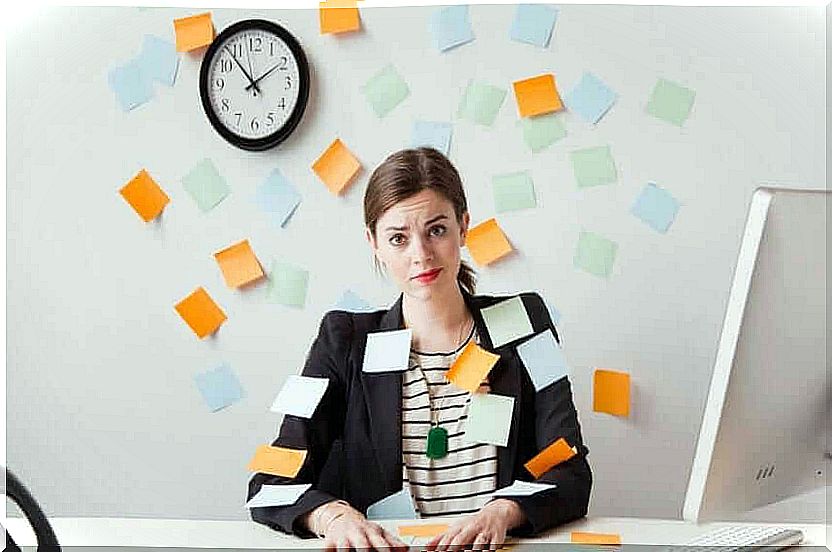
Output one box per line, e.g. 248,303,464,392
460,212,470,244
365,227,377,251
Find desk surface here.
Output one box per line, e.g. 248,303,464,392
5,516,829,549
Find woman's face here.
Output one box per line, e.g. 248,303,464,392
366,188,470,301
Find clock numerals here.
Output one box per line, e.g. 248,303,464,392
266,112,276,126
234,112,243,127
250,117,260,133
249,36,263,54
214,77,225,91
221,98,230,112
277,97,286,110
219,58,233,73
285,75,292,90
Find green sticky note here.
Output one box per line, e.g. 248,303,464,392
458,80,507,126
492,171,536,213
646,78,695,126
465,393,514,447
480,296,534,348
519,113,566,152
267,260,309,308
182,158,230,212
574,231,617,278
570,145,617,188
361,64,410,118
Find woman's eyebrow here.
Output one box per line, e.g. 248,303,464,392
384,214,448,232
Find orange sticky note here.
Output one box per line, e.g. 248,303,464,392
119,169,170,222
320,0,361,34
173,12,215,52
593,369,630,417
446,340,500,394
398,524,449,538
465,218,513,266
213,239,265,289
312,138,362,195
247,444,307,478
571,531,621,545
513,74,563,118
524,437,577,479
174,287,227,339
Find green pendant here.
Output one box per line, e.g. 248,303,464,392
426,426,449,459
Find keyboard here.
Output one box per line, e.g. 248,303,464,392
670,525,804,551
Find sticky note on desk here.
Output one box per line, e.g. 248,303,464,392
138,35,179,86
398,524,449,538
593,369,630,417
270,375,329,418
174,287,227,338
214,239,265,289
366,488,418,520
465,218,513,266
173,12,214,52
362,64,409,118
465,393,514,447
247,445,307,478
524,437,577,479
119,169,170,222
319,0,361,34
519,113,566,153
516,329,568,391
362,329,412,373
570,145,617,188
574,231,617,279
513,74,563,118
571,531,621,545
564,72,617,124
245,484,311,509
480,296,534,348
266,260,309,308
194,363,244,412
256,168,302,228
630,182,680,233
458,80,507,127
509,4,558,48
492,480,556,497
412,121,453,156
182,158,230,212
447,340,500,394
646,78,695,126
312,138,361,195
430,5,474,52
108,59,154,112
492,171,536,213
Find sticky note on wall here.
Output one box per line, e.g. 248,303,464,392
446,340,500,394
593,369,630,417
646,77,695,126
524,437,577,479
214,239,265,289
513,74,563,118
119,169,170,222
509,4,558,48
362,64,410,118
247,445,307,478
194,364,244,412
173,12,215,52
574,231,618,279
319,0,361,34
312,138,362,195
465,218,513,266
174,287,227,338
458,80,507,127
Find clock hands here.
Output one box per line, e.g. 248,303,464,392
245,62,283,92
223,45,261,96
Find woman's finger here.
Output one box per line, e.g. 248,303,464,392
381,527,409,552
471,532,490,552
436,526,463,552
448,527,478,552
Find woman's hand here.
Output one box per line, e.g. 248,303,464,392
425,499,526,552
323,508,410,552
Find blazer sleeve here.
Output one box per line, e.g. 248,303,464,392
247,310,353,538
507,292,593,537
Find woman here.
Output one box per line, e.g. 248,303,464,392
248,147,592,551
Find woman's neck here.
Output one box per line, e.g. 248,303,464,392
402,284,472,352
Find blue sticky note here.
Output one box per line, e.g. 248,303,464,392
564,72,617,124
256,168,302,228
411,121,453,156
517,329,568,392
334,290,375,313
509,4,558,48
542,297,562,327
108,58,154,112
366,488,418,520
194,364,244,412
137,34,179,86
630,183,680,233
430,5,475,52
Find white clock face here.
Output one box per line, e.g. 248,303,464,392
206,27,302,141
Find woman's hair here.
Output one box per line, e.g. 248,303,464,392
364,147,477,294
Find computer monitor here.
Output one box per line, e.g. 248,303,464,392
682,186,830,523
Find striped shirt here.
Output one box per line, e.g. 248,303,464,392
401,324,498,517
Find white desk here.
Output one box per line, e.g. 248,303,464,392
5,516,828,548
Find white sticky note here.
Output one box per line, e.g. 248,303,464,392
245,484,311,508
492,480,557,497
270,375,329,418
366,487,419,520
465,393,514,447
517,329,568,391
480,296,534,347
362,329,413,373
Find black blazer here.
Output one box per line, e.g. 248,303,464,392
248,288,592,538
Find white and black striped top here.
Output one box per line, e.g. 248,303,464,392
401,324,498,517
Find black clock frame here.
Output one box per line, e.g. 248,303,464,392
199,19,310,152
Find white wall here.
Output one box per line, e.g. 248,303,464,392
6,3,827,521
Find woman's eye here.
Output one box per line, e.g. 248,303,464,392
429,225,447,237
389,234,406,246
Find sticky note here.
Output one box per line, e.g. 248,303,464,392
247,445,307,478
542,297,562,327
593,369,630,417
519,113,566,153
465,218,513,266
270,375,329,418
173,12,214,52
108,58,154,112
458,80,507,127
334,289,375,312
430,5,475,52
570,145,617,188
362,329,412,373
465,393,514,447
137,34,179,86
513,74,563,118
412,121,453,156
174,287,227,338
362,64,410,118
574,231,617,278
492,480,556,497
517,329,568,391
367,488,418,520
398,524,449,538
509,4,558,48
524,437,577,479
319,0,361,34
255,168,302,228
446,340,500,394
214,239,265,289
194,364,244,412
480,296,534,348
312,138,361,195
492,171,536,213
630,182,680,233
571,531,622,545
245,484,311,509
646,78,695,126
182,158,230,212
266,260,309,308
564,72,617,124
119,169,170,222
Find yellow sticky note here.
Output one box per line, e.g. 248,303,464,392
513,74,563,118
593,369,630,417
247,445,307,478
119,169,170,222
398,524,449,538
174,287,227,339
524,437,577,479
571,531,621,545
465,218,513,266
312,138,362,195
319,0,361,34
213,239,265,289
173,12,215,52
446,340,500,394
